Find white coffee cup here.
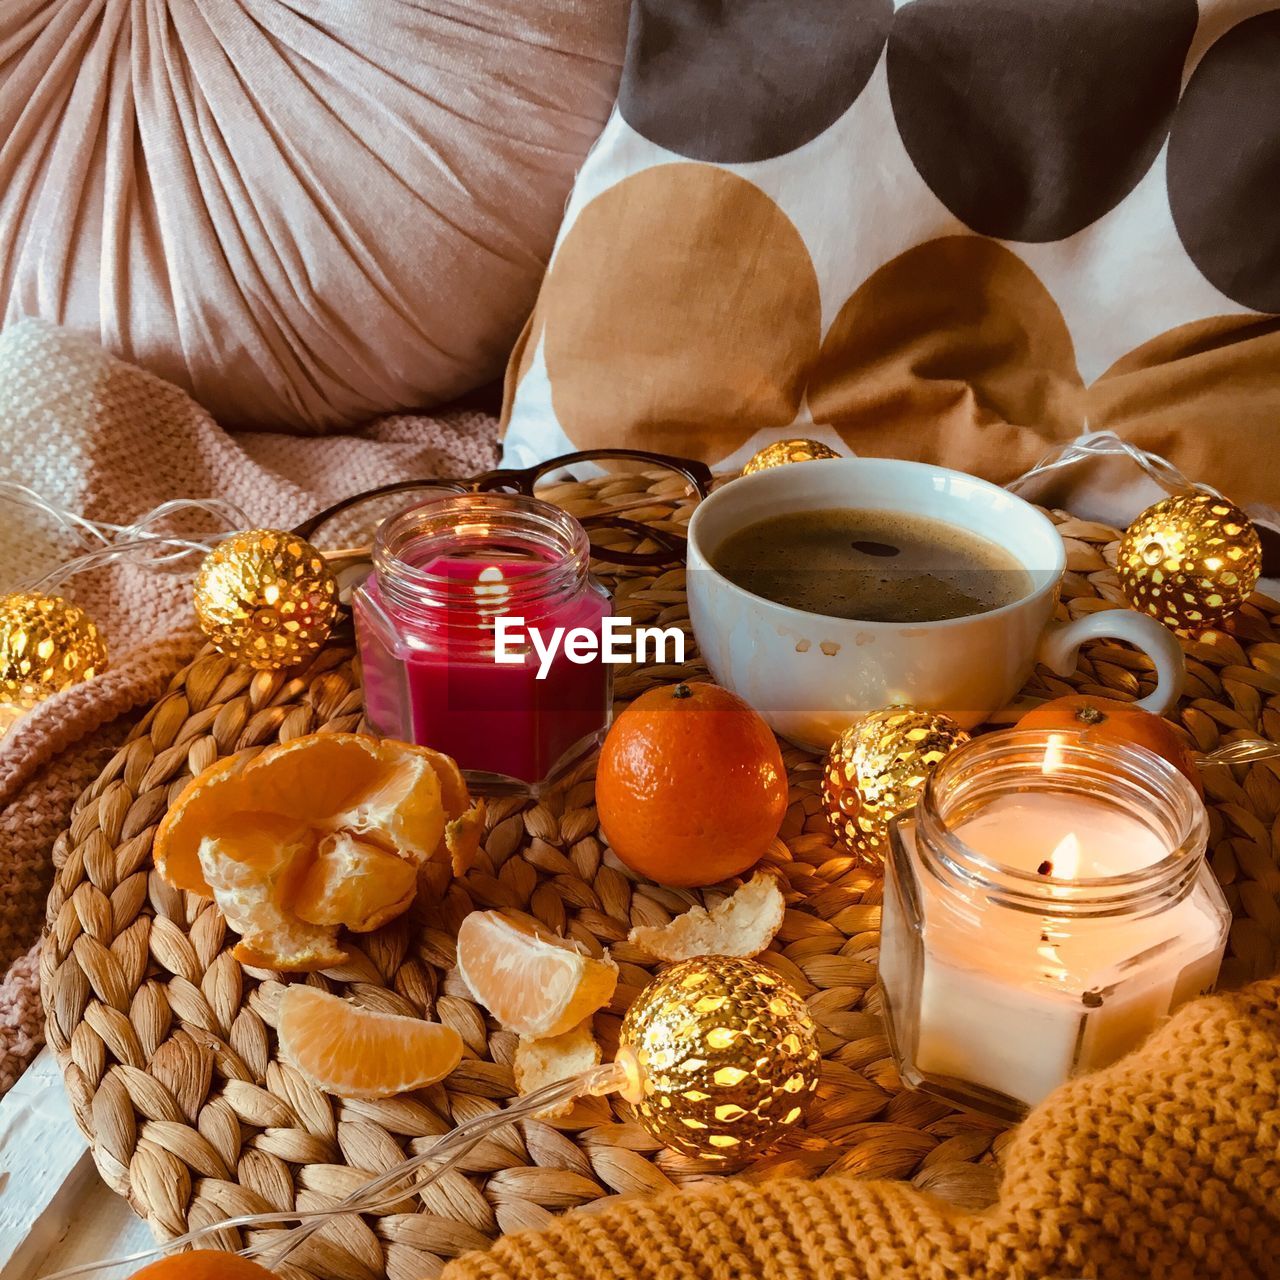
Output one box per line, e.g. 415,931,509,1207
686,458,1184,750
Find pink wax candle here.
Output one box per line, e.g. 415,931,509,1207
353,494,612,794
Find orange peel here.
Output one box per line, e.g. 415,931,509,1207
626,871,786,961
456,910,618,1038
513,1021,602,1118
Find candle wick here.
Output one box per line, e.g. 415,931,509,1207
1037,860,1052,876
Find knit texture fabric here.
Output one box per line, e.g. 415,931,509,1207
0,318,499,1092
444,979,1280,1280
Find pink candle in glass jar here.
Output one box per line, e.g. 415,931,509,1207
353,493,613,795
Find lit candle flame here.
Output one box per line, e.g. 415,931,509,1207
1042,732,1068,775
474,565,509,616
1048,831,1081,881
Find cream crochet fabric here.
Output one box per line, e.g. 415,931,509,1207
0,318,498,1092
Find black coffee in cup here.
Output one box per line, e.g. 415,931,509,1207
709,508,1030,623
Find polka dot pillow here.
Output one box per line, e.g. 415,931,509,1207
500,0,1280,507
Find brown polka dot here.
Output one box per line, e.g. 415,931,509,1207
500,302,543,431
540,165,821,456
1096,313,1280,382
807,237,1084,480
1088,314,1280,507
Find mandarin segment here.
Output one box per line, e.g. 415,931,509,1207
293,831,420,932
514,1021,602,1118
329,744,445,860
196,814,348,972
444,802,485,877
197,811,317,932
277,984,463,1098
456,911,619,1038
233,927,348,974
154,732,481,969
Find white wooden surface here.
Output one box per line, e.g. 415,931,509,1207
0,1049,151,1280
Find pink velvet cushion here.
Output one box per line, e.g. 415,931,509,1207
0,0,627,432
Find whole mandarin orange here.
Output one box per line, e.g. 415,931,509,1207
129,1251,277,1279
1017,695,1203,796
596,682,787,887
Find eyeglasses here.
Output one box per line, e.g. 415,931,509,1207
295,449,713,568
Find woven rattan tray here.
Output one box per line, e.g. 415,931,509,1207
40,473,1280,1280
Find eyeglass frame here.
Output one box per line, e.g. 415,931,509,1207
294,448,714,568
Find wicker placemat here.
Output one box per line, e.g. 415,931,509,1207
40,474,1280,1280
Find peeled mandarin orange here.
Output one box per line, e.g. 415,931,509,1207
456,911,618,1038
276,984,463,1098
595,682,788,887
153,733,484,970
129,1252,276,1279
156,734,481,895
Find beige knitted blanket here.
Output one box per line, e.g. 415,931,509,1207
0,318,499,1092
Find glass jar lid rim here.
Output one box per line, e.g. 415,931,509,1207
915,728,1208,904
373,491,590,591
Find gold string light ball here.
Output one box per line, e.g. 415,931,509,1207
617,955,821,1161
1117,491,1261,635
194,529,339,670
0,592,108,708
741,438,841,475
822,707,969,864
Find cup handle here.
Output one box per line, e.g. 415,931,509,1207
1035,610,1186,717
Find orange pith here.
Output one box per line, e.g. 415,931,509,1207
456,911,618,1038
276,984,463,1098
128,1250,277,1279
154,733,483,970
595,682,788,888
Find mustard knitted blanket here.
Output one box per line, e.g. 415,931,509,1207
444,979,1280,1280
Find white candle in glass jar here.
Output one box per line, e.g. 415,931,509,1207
907,792,1224,1107
878,730,1230,1119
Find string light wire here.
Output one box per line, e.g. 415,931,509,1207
0,484,248,594
41,1062,627,1280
